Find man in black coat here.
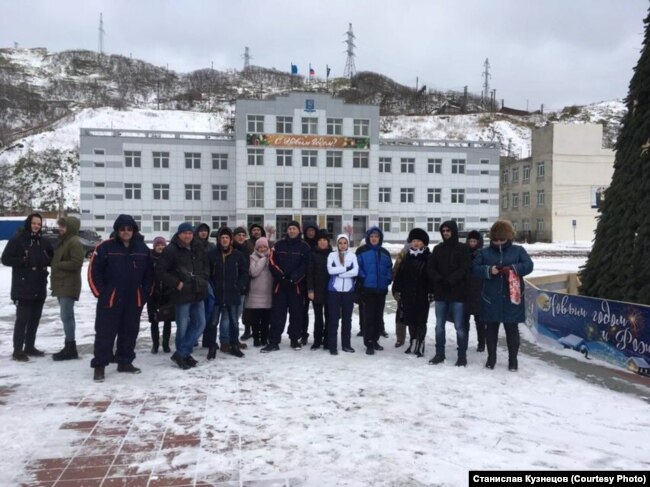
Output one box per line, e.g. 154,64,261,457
306,229,332,349
156,222,210,370
465,230,487,352
1,213,54,361
301,220,320,345
427,220,472,366
207,227,249,359
233,226,253,342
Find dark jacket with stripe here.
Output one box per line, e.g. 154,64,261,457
269,234,311,295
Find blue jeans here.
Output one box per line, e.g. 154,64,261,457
434,301,467,357
58,297,76,341
219,297,243,343
175,301,206,358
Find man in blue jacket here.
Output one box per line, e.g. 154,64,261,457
261,220,311,352
356,226,393,355
88,215,153,382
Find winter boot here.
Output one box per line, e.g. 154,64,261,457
429,353,445,365
24,346,45,357
485,356,496,369
229,344,245,358
220,343,231,354
52,341,79,361
151,328,160,354
508,357,518,371
93,366,105,382
12,350,29,362
477,343,485,353
404,338,415,354
260,343,279,353
414,339,426,358
455,356,467,367
291,339,302,351
240,325,252,341
186,356,198,367
162,323,171,353
171,352,190,370
365,346,375,355
117,363,141,374
207,346,217,360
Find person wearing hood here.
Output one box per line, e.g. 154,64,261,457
393,228,433,358
207,227,250,359
301,220,320,345
245,223,267,254
50,216,85,361
465,230,487,353
356,226,393,355
2,213,54,361
156,222,210,370
88,214,154,381
246,237,273,347
195,223,217,349
261,220,311,352
147,236,173,354
307,230,333,350
427,220,472,366
472,220,533,371
233,226,253,342
326,234,359,355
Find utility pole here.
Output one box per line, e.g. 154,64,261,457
98,12,105,54
343,23,357,79
462,85,468,113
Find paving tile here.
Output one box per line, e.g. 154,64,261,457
29,458,71,470
60,420,99,430
100,476,151,487
67,455,115,468
30,468,64,482
147,476,195,487
58,465,110,480
54,479,103,487
107,463,154,478
78,400,112,413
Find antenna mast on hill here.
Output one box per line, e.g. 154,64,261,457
242,47,252,71
482,58,491,102
343,23,356,79
98,12,105,54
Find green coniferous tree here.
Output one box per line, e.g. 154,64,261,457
580,7,650,303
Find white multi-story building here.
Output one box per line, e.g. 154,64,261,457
499,123,614,242
80,92,500,243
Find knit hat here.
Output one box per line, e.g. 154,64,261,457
407,228,430,246
176,222,194,235
336,233,350,246
287,220,301,231
153,236,167,247
255,237,269,249
490,220,515,241
233,226,247,236
218,227,233,239
316,229,331,241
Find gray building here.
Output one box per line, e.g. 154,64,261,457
80,92,499,243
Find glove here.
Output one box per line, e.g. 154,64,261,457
499,265,512,275
428,293,435,303
346,264,354,271
394,292,401,301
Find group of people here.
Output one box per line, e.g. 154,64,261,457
2,213,533,382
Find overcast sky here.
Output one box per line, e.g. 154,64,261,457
1,0,647,111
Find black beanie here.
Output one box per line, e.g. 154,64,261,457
218,227,233,239
287,220,301,231
407,227,430,246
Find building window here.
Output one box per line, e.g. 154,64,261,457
185,152,201,169
379,217,391,233
522,219,530,232
502,194,509,209
511,167,519,183
512,193,519,209
451,189,465,204
353,119,369,136
248,148,264,166
302,117,318,134
94,162,105,168
185,184,201,200
326,151,342,168
327,118,342,135
212,216,228,229
523,165,531,183
124,183,141,200
537,189,545,207
276,149,293,167
94,194,105,199
480,199,489,204
428,158,442,174
480,170,489,175
379,187,391,203
212,153,228,170
451,158,466,174
427,217,442,232
400,188,415,203
302,183,317,208
513,221,518,233
302,150,317,167
379,157,391,173
276,116,292,134
94,182,105,188
248,115,264,133
353,152,369,168
153,216,170,232
153,183,169,200
95,215,105,220
353,184,369,209
212,184,228,201
400,158,415,173
153,151,169,168
326,184,342,208
427,188,441,203
400,217,415,232
93,148,105,155
523,192,530,208
537,219,545,232
480,188,489,193
537,161,545,179
502,169,509,185
184,216,201,226
456,218,465,232
480,159,490,165
124,151,141,168
276,183,293,208
248,182,264,208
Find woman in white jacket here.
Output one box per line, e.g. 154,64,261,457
326,234,359,354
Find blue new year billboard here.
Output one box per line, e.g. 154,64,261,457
525,282,650,368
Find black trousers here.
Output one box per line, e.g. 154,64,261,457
465,310,486,347
248,308,271,343
151,321,172,347
302,299,312,339
327,292,354,350
269,288,304,345
485,321,520,362
13,299,45,351
91,294,143,368
362,292,386,346
312,302,329,346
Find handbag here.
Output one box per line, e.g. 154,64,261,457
156,302,176,322
508,269,521,305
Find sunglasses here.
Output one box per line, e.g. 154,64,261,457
119,226,133,232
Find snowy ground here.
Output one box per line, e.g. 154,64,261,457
1,251,649,486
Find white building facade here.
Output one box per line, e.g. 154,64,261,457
80,92,500,243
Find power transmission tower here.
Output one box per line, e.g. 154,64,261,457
242,46,252,71
98,12,105,54
343,23,356,79
482,58,491,102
